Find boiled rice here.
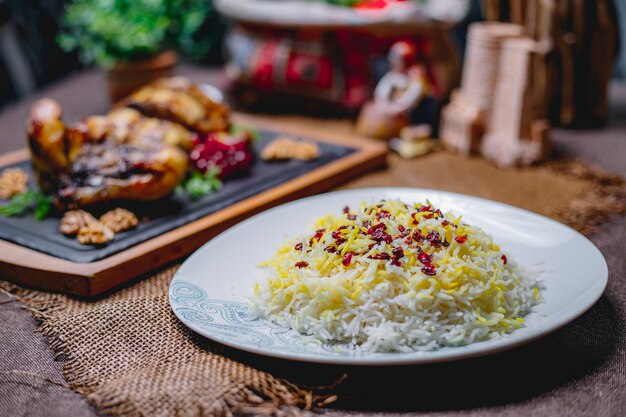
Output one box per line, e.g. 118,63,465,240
252,199,541,352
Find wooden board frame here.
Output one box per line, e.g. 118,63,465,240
0,115,387,297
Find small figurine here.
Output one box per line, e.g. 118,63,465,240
356,41,433,141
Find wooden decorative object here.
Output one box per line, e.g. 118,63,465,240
483,0,620,127
0,114,387,297
481,38,550,166
439,92,484,155
441,23,524,155
440,22,550,166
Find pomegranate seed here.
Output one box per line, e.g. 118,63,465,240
418,251,432,264
325,246,336,253
294,243,303,251
398,225,405,232
376,210,391,220
392,247,404,259
501,254,508,265
442,220,450,226
331,230,346,245
455,235,468,244
189,131,254,178
369,252,391,260
424,213,433,219
295,261,308,268
311,229,325,242
367,222,386,235
343,206,350,214
421,264,436,276
391,259,402,267
342,253,354,266
348,214,356,220
412,229,423,241
420,206,432,212
405,237,413,245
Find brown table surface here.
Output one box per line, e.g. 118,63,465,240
1,66,625,417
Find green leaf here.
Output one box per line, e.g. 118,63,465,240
179,168,222,200
0,190,53,221
0,191,37,217
34,194,54,221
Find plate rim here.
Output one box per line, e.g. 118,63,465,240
169,186,609,365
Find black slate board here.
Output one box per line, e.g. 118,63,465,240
0,130,354,263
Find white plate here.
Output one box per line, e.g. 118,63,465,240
169,188,608,365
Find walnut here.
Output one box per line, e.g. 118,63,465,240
60,210,98,236
76,222,114,245
261,137,321,161
0,168,29,199
100,208,138,233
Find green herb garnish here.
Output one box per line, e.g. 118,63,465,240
177,168,222,200
0,190,54,221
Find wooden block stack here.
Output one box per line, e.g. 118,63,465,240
441,23,525,156
441,22,549,166
481,37,550,166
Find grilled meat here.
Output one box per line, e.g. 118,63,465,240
28,99,188,207
27,99,72,194
108,108,194,149
118,77,230,134
57,139,188,206
64,108,194,150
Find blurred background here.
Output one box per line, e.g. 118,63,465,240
0,0,623,130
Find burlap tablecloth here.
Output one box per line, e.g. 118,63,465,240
1,70,625,417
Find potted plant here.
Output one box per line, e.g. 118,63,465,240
58,0,215,101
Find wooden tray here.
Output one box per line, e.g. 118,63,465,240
0,115,387,297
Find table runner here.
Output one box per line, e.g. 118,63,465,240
1,151,625,417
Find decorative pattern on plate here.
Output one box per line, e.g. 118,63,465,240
169,279,432,359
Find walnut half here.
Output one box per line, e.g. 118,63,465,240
260,137,321,161
77,222,115,245
0,168,29,199
60,210,98,236
60,208,139,245
100,208,138,233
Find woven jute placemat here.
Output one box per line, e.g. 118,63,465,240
2,150,625,417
